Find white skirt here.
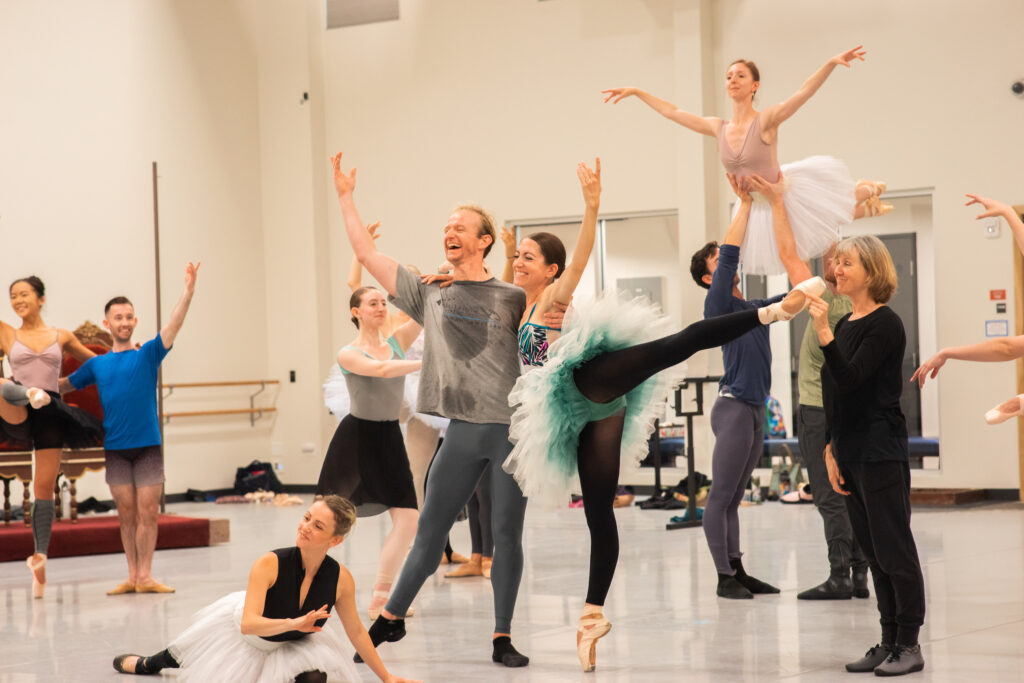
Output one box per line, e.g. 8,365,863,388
167,592,361,682
322,364,351,421
737,155,856,276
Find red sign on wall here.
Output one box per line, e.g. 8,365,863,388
991,290,1007,301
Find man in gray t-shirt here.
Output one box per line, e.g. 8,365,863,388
329,153,532,667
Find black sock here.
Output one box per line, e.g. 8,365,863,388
444,540,454,562
492,636,529,667
729,557,779,594
139,649,179,674
367,615,405,646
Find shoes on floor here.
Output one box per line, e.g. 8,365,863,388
135,580,175,594
106,581,136,596
716,574,753,599
780,484,813,504
845,644,893,672
874,644,925,676
481,557,492,579
796,574,852,600
729,557,780,594
853,569,871,599
26,554,46,599
445,554,483,578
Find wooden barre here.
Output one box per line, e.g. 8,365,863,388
164,407,278,418
163,380,281,388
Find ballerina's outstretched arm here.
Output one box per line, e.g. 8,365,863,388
601,87,720,137
541,159,601,312
761,45,866,131
910,196,1024,387
347,222,382,292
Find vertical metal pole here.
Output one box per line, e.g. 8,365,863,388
153,162,166,513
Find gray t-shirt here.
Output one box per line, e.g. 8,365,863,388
390,267,526,424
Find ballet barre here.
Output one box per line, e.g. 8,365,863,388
161,380,280,426
664,375,721,531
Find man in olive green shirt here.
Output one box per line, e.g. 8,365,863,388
794,247,869,600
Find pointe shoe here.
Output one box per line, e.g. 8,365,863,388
577,612,612,672
862,195,894,218
481,557,492,579
856,179,887,198
135,580,175,593
26,388,51,410
985,394,1024,425
762,276,825,323
26,554,46,599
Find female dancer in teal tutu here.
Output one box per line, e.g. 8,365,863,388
493,160,817,671
603,45,889,275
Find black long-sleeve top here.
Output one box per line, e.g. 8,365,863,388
820,305,909,463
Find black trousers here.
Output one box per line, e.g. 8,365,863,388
797,406,866,574
840,459,926,645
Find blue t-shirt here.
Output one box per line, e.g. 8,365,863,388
704,244,782,405
68,334,170,450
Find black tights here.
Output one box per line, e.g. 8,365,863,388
572,309,763,605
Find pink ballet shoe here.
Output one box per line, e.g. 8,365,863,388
856,179,887,198
862,196,894,218
26,388,51,410
762,277,826,323
27,554,46,599
985,395,1024,425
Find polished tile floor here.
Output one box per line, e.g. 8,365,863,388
1,498,1022,682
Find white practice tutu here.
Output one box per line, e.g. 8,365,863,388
403,371,450,432
167,592,360,683
505,292,674,508
322,363,350,421
738,155,856,276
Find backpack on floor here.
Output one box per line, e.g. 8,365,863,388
234,460,284,494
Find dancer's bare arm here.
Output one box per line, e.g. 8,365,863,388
335,568,422,683
161,261,199,349
762,45,866,131
331,153,400,296
60,329,97,362
338,348,421,379
911,337,1024,388
544,159,601,310
746,173,814,284
391,319,423,353
499,226,516,284
601,87,720,137
723,175,754,248
347,222,382,291
965,194,1024,256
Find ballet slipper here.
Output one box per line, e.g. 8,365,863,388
862,195,894,218
112,654,144,674
761,277,825,323
481,557,493,579
856,179,887,198
135,580,175,594
26,388,51,410
577,611,612,672
106,581,136,596
440,550,470,565
985,394,1024,425
26,554,46,599
445,554,483,578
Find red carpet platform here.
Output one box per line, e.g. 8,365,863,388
0,515,226,562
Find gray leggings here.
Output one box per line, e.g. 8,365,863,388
386,420,527,633
705,395,764,575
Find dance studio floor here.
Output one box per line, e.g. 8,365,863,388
1,497,1022,682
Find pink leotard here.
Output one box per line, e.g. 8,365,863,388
717,115,780,185
9,330,61,393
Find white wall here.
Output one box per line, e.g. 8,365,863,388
0,0,271,501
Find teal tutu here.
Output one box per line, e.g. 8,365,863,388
505,292,674,507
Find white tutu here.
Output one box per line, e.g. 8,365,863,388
167,591,360,683
322,363,350,421
506,292,674,508
738,155,856,276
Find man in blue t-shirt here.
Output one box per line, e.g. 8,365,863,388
60,262,199,595
688,179,785,600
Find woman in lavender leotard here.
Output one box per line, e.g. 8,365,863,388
0,276,102,599
603,45,891,276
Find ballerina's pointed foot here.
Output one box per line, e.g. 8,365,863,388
862,195,894,218
577,612,612,672
856,179,887,198
26,554,46,599
27,388,51,410
761,276,825,323
985,394,1024,425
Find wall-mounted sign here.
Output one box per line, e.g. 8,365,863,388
997,303,1007,314
990,289,1007,300
986,320,1010,337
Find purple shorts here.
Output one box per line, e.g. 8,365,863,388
105,445,165,488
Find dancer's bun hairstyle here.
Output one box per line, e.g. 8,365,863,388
349,286,377,328
527,232,567,280
316,495,357,536
10,275,45,298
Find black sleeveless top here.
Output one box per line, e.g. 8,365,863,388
260,547,340,642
